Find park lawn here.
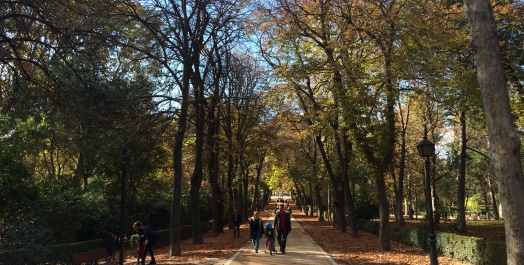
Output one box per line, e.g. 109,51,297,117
394,218,505,242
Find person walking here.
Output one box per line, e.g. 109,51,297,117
285,201,292,214
273,204,291,254
249,211,264,253
133,221,158,265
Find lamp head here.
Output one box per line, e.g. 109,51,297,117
417,137,435,157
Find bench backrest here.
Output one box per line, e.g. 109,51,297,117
71,248,108,265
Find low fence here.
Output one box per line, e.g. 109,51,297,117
155,220,213,247
0,220,213,265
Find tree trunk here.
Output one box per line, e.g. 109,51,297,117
396,133,406,226
300,186,308,214
170,81,189,255
189,106,204,244
397,95,411,225
315,134,346,232
293,180,305,213
226,100,235,229
429,119,440,224
72,152,84,189
315,184,325,221
207,96,222,236
251,151,266,212
261,189,270,211
189,65,206,244
208,40,224,236
488,171,500,220
309,183,315,217
189,176,203,244
293,82,346,230
408,174,414,220
294,188,303,212
456,110,468,232
392,171,399,221
342,138,358,237
333,188,346,232
242,164,249,222
464,1,524,263
171,134,183,256
234,163,240,215
483,191,490,220
327,185,332,221
334,130,354,234
376,176,391,250
326,45,350,234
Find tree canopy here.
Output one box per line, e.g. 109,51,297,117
1,0,523,263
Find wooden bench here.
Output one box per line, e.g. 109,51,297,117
71,248,118,265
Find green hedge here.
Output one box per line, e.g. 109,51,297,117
0,239,103,265
0,221,214,265
357,219,507,265
435,232,506,265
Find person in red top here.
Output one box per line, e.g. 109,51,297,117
273,204,291,253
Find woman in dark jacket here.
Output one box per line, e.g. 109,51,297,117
249,211,264,253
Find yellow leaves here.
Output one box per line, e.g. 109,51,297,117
509,89,524,129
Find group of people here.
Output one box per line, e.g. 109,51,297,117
245,202,292,254
274,201,292,214
133,221,158,265
131,200,292,265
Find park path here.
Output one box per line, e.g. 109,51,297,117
204,196,338,265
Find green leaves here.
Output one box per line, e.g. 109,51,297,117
0,148,36,241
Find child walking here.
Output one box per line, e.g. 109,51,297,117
136,243,145,265
265,222,276,255
133,221,158,265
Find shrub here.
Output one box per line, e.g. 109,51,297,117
357,219,507,265
354,201,379,220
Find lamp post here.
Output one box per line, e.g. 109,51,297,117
120,147,127,265
417,134,438,265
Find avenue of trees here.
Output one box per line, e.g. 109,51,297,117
1,0,523,264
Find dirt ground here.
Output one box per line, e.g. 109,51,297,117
295,213,473,265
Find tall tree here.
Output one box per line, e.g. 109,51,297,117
206,37,227,237
253,0,356,235
123,0,197,254
194,1,245,240
342,0,404,249
456,110,468,232
122,0,247,252
394,95,413,226
463,0,524,264
222,53,268,224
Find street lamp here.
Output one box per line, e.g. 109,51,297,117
417,134,438,265
120,147,127,265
